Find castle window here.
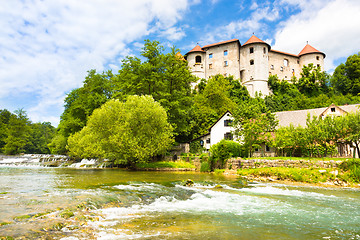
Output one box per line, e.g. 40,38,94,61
209,53,213,59
284,59,288,67
250,59,254,65
224,50,228,56
209,63,213,69
316,56,320,60
195,55,202,63
280,66,283,71
250,47,254,54
270,65,274,70
264,47,266,54
224,73,227,77
331,107,336,113
224,61,228,67
297,60,300,64
317,64,320,68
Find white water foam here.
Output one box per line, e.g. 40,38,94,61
68,159,96,168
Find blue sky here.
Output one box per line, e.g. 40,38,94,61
1,0,360,127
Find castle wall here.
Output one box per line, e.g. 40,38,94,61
203,42,240,79
186,52,206,79
299,53,325,71
269,51,301,81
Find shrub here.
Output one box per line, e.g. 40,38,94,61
209,140,244,170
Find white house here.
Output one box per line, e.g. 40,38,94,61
192,111,235,150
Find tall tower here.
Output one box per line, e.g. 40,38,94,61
298,43,326,71
240,35,271,97
184,45,206,80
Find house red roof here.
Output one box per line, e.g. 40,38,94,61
242,35,270,48
187,45,205,54
202,39,239,48
298,44,325,57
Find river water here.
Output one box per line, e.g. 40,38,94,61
0,164,359,239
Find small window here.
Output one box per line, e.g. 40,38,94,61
224,132,233,140
206,138,210,144
280,66,283,71
195,55,202,63
224,119,232,126
209,63,213,69
284,59,288,67
265,145,270,152
254,148,259,152
317,64,320,68
263,47,266,54
250,47,254,54
316,56,320,60
224,73,227,77
297,60,300,64
285,76,287,79
270,65,274,70
224,61,228,67
224,50,228,56
250,59,254,65
331,107,336,113
292,69,295,73
209,53,213,59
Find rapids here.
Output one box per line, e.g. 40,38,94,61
0,164,359,239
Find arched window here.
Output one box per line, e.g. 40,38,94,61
195,55,202,63
250,59,254,65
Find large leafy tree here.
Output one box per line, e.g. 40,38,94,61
67,96,174,166
331,52,360,95
3,109,31,155
0,109,14,151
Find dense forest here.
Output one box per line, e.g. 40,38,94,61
1,40,359,162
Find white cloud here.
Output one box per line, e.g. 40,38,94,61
273,0,360,71
0,0,192,126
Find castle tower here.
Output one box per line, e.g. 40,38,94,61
298,43,326,71
184,45,206,80
240,35,271,97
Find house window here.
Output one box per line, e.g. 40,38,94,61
206,138,210,144
270,65,274,70
265,145,270,152
224,119,232,126
254,148,259,152
316,56,320,60
195,55,202,63
224,50,228,56
331,107,336,113
209,53,213,59
209,63,213,69
250,47,254,54
280,66,283,71
224,61,228,67
284,59,288,67
224,132,233,140
250,59,254,65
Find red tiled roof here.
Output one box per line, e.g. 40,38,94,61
270,49,298,58
298,44,325,57
186,45,205,55
202,39,239,48
242,35,270,47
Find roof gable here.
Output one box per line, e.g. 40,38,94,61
242,35,270,49
208,110,233,131
202,39,239,49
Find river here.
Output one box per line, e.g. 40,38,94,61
0,164,359,239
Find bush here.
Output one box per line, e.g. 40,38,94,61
339,159,360,182
209,140,244,170
200,162,211,172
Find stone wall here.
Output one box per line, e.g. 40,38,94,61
225,158,343,170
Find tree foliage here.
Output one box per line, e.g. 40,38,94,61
67,96,174,165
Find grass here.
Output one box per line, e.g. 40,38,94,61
245,156,351,162
136,160,195,169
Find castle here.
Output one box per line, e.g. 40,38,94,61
184,35,325,97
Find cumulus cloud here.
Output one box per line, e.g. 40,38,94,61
273,0,360,71
0,0,191,126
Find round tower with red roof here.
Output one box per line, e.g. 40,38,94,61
298,43,326,70
184,44,206,79
240,35,271,97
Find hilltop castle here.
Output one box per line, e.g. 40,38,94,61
184,35,325,97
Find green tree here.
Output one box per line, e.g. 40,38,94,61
331,53,360,95
295,63,330,97
3,109,31,155
343,112,360,157
0,109,14,152
26,122,55,154
67,96,174,166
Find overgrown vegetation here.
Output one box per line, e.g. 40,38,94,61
135,160,195,169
